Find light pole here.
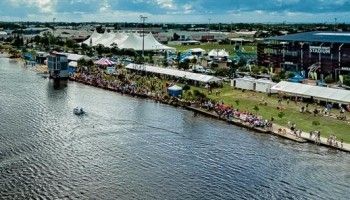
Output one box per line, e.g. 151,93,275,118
140,15,148,58
207,18,211,42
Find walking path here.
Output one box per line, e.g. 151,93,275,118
269,124,349,152
189,106,350,153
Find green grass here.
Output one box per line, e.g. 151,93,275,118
184,84,350,143
168,43,257,55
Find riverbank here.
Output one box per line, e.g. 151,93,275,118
69,76,350,153
184,84,350,143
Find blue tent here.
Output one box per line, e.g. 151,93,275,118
288,74,304,83
167,85,183,97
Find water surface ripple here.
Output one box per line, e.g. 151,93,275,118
0,57,349,199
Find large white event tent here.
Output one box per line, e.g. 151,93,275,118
271,81,350,104
125,63,222,84
82,30,103,46
94,30,116,46
82,30,174,51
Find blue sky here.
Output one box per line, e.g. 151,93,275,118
0,0,349,23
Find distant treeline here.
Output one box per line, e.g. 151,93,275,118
1,21,350,32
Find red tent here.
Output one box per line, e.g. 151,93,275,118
94,58,115,66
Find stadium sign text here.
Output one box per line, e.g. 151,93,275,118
309,46,330,54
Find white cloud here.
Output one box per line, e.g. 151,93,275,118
183,4,194,14
155,0,177,10
8,0,56,13
99,0,111,12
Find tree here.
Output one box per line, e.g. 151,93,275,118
179,60,190,70
229,61,238,78
278,112,285,119
173,33,180,41
251,65,261,75
272,74,281,83
77,58,87,67
237,58,247,67
215,68,230,77
286,72,295,79
12,35,24,47
182,85,190,91
324,75,334,84
279,71,287,80
235,99,240,106
95,44,106,56
65,39,78,49
343,75,350,87
253,105,260,113
312,120,320,126
162,51,168,66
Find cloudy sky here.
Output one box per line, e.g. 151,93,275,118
0,0,349,23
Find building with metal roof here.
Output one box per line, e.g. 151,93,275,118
271,81,350,104
268,32,350,44
125,63,222,84
258,31,350,81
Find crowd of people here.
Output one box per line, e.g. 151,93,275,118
327,135,344,149
201,100,272,129
74,68,168,100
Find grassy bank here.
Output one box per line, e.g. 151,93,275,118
184,84,350,143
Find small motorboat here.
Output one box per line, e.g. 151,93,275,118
73,107,86,115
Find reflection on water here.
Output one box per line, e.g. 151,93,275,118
52,79,68,90
0,57,350,200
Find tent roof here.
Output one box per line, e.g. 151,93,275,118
94,58,116,66
271,81,350,104
208,49,229,57
82,31,174,51
82,29,103,46
95,31,115,46
68,61,78,67
168,85,183,91
119,32,174,51
64,53,89,61
125,63,222,83
189,48,206,53
118,33,143,50
106,32,129,47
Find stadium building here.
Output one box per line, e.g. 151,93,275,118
257,32,350,79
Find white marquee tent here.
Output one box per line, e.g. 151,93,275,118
106,32,129,48
94,30,115,46
208,49,229,58
82,30,103,46
125,63,222,83
271,81,350,104
82,30,174,51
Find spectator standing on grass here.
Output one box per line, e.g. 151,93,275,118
341,139,344,148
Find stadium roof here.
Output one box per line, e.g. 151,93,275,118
268,32,350,44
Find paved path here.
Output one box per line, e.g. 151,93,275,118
272,124,350,152
189,106,350,153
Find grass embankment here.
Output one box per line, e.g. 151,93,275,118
168,43,257,55
184,84,350,143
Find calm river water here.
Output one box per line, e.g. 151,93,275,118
0,57,349,199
